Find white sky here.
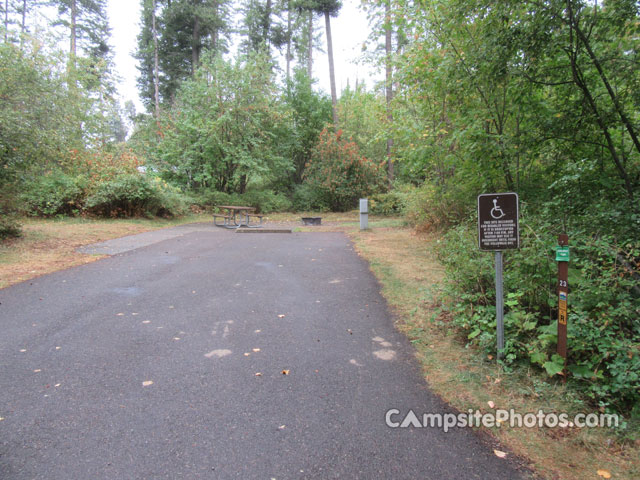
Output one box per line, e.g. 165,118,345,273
106,0,382,113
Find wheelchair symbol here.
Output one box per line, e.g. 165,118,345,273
490,198,506,219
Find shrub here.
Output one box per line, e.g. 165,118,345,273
234,190,292,214
85,174,187,217
196,189,292,214
0,185,22,239
435,215,640,415
21,171,87,216
291,184,329,212
370,190,408,215
404,183,473,231
304,128,384,211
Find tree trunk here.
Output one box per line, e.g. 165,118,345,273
385,1,394,187
307,11,313,78
286,1,291,84
70,0,76,57
324,11,338,126
264,0,272,49
152,0,160,118
4,0,8,43
212,0,219,52
192,16,200,76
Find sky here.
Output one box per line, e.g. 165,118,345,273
106,0,382,113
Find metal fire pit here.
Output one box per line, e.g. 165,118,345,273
301,217,322,226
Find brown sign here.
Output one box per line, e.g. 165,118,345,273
478,193,520,250
557,234,569,361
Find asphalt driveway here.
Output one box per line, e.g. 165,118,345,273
0,226,530,479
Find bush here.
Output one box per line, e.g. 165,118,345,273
86,174,187,217
370,190,408,215
404,183,473,231
435,215,640,415
0,186,21,239
304,128,384,211
0,214,21,239
235,190,292,214
291,184,329,212
21,171,87,216
195,189,292,214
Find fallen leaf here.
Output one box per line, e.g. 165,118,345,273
488,401,495,409
494,378,502,384
33,369,41,373
255,372,262,376
494,450,507,458
278,425,286,430
169,306,175,309
143,320,151,324
252,348,261,352
19,349,26,353
0,417,4,421
487,355,494,360
173,337,180,341
131,313,139,316
597,470,612,479
117,313,124,316
255,329,261,333
278,314,285,318
347,329,353,335
142,380,153,387
54,383,61,387
282,369,290,375
244,352,250,356
55,346,61,350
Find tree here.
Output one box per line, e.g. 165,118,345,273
155,53,292,193
52,0,110,71
312,0,341,125
136,0,232,109
283,68,332,183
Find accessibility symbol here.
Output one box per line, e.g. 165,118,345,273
490,198,506,219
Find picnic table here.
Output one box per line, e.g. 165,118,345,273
213,205,264,229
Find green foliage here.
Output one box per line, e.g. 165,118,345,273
404,183,473,231
291,183,330,212
0,188,21,240
304,128,384,211
369,190,408,215
282,69,333,185
21,171,87,217
195,189,292,214
337,84,387,164
85,174,187,217
435,213,640,413
155,53,292,193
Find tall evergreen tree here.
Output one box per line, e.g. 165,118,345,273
136,0,231,109
312,0,341,125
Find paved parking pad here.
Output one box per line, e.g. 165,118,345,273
0,228,530,479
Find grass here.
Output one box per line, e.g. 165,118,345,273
0,214,209,289
2,211,638,478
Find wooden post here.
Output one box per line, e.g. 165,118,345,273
557,234,569,365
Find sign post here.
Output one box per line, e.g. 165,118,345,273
556,234,569,365
478,193,520,360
